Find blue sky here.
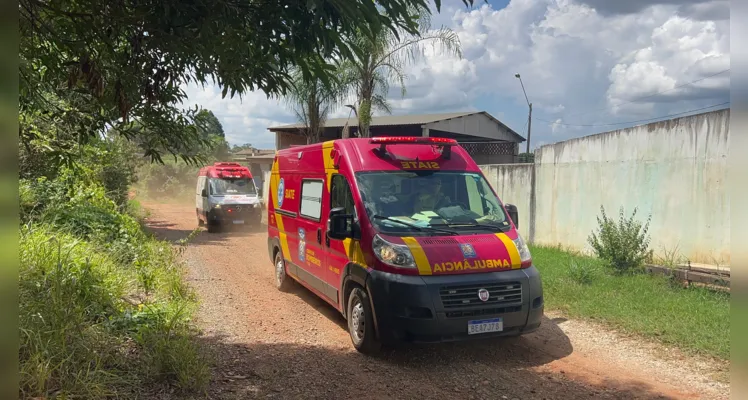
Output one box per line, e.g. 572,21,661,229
181,0,730,150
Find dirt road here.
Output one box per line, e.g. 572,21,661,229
143,201,728,400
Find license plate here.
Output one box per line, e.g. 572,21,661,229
468,318,503,335
232,220,245,225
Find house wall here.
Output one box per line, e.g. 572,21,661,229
276,131,307,150
480,109,730,266
426,113,520,142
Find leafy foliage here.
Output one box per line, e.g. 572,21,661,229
20,0,476,160
284,66,348,144
588,206,653,274
19,180,207,397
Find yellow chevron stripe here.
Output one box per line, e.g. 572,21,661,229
496,233,521,269
270,157,290,259
402,237,432,275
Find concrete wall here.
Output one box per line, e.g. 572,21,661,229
480,164,534,240
480,109,730,266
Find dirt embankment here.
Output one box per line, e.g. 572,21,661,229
143,201,728,400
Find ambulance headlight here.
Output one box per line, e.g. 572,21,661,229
512,233,532,265
372,234,416,269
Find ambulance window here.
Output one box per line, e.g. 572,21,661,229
300,179,324,220
330,175,354,215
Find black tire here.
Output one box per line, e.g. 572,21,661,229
206,221,220,233
274,252,293,292
347,287,381,354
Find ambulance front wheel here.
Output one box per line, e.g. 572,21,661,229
347,287,381,354
274,252,293,292
206,221,220,233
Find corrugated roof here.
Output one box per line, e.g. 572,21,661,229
268,111,477,130
268,111,525,142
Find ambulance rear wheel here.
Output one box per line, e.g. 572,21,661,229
347,287,380,354
274,252,293,292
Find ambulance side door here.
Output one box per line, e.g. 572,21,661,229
325,173,357,304
294,176,337,302
196,176,207,216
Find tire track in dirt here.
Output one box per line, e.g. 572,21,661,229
143,201,728,400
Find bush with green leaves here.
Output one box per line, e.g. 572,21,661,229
19,166,207,397
588,205,653,274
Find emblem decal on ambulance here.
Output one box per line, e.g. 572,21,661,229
478,288,490,302
277,178,285,207
460,243,477,259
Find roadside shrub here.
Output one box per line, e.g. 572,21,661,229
567,259,600,285
19,223,207,398
588,205,653,274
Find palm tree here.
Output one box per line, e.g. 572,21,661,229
283,67,346,144
340,7,462,138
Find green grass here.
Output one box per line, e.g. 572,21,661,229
531,245,730,360
19,179,209,398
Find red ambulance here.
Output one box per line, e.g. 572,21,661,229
196,162,262,232
267,137,543,353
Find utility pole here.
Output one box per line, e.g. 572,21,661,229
515,73,532,154
527,102,532,154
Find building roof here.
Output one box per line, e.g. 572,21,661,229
267,111,524,142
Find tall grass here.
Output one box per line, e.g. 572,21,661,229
19,178,208,398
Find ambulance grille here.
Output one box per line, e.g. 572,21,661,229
439,282,522,310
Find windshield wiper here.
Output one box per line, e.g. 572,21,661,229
431,222,509,232
371,215,459,236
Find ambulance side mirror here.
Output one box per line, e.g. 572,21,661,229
505,204,519,228
328,207,354,240
201,189,208,197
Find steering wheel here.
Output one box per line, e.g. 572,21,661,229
437,197,468,210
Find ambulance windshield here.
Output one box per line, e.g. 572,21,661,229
356,171,510,235
209,178,257,196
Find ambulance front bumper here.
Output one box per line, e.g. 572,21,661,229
366,266,544,344
208,204,262,223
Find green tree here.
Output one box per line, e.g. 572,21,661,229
19,0,476,164
194,109,230,159
231,143,255,152
341,7,462,137
194,110,225,139
283,67,347,144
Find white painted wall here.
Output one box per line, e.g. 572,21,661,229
480,164,533,240
480,109,730,266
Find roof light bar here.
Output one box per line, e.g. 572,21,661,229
369,137,457,145
370,136,457,160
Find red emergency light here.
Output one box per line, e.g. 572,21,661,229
370,136,457,159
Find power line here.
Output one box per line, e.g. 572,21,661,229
519,118,528,137
546,69,730,120
536,101,729,128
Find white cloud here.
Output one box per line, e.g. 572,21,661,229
179,0,730,148
180,83,293,149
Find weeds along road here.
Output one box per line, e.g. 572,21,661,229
143,201,728,400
